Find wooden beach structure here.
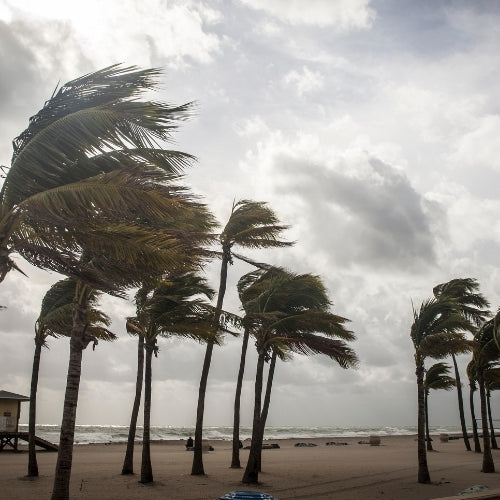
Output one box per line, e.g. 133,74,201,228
0,389,57,451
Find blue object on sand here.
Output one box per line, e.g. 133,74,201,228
219,491,277,499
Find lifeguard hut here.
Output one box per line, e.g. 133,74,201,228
0,390,29,450
0,389,57,452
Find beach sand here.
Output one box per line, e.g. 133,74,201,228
1,435,499,499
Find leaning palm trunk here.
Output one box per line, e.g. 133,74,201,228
242,350,265,484
51,285,90,500
140,341,154,483
122,334,145,475
192,251,228,475
231,327,250,468
424,390,433,452
256,351,277,472
28,337,43,477
486,390,498,449
477,370,495,472
451,354,471,451
470,384,481,453
416,361,431,483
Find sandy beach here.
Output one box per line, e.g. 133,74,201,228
1,435,499,499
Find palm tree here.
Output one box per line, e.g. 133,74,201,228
192,200,292,475
433,278,490,451
410,295,470,484
124,273,219,483
423,362,455,451
27,65,219,500
121,293,147,476
239,269,358,484
467,360,482,453
28,279,114,477
484,364,500,450
0,64,199,287
472,315,499,473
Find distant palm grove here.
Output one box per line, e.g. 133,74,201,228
0,66,498,499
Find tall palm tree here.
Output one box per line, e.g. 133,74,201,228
410,295,470,484
423,362,455,451
433,278,490,451
472,315,499,473
28,279,114,478
27,65,219,500
124,272,219,483
192,200,292,475
467,360,482,453
484,364,500,450
239,269,358,484
121,290,148,476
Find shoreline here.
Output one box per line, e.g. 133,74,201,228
1,435,499,499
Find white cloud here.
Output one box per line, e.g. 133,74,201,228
239,0,376,29
284,66,324,96
1,0,223,74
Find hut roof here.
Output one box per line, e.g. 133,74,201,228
0,390,30,401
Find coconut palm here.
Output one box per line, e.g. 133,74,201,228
239,269,358,484
467,360,482,453
472,315,499,473
27,279,114,478
192,200,292,475
484,364,500,450
124,273,219,483
410,295,470,484
28,65,219,500
433,278,490,451
423,362,455,451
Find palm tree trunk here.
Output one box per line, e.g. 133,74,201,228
477,370,495,473
242,350,265,484
122,334,145,475
192,250,229,475
425,390,433,452
231,327,250,468
470,384,481,453
416,360,431,483
51,284,90,500
140,340,154,483
28,336,43,477
451,354,471,451
257,350,277,472
486,389,498,449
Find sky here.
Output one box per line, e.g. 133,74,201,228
0,0,499,429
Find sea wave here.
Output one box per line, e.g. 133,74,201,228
18,424,465,445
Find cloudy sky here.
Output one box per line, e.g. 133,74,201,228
1,0,499,430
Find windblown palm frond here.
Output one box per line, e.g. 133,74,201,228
36,278,115,344
424,362,455,392
433,278,490,328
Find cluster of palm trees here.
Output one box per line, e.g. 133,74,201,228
411,278,500,484
1,64,359,499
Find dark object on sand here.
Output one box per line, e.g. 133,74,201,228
295,442,318,447
262,443,280,449
325,441,348,446
219,491,277,499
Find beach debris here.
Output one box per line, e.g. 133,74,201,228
357,440,370,445
294,442,318,447
325,441,348,446
457,485,489,495
219,491,277,499
262,443,280,449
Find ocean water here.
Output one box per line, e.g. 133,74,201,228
18,424,464,445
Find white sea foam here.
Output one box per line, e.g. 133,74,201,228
18,424,466,445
